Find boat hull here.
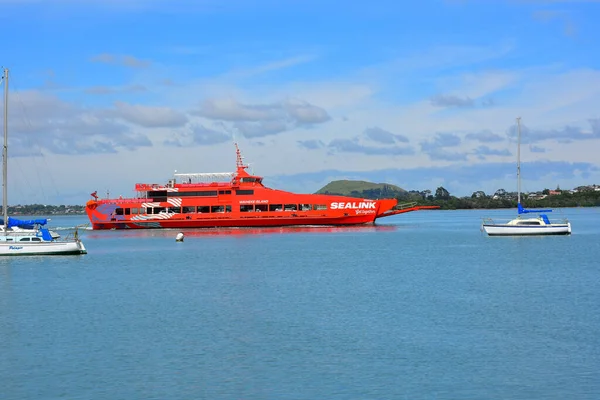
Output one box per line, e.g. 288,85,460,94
0,241,87,256
88,212,382,230
482,223,572,236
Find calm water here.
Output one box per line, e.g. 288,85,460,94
1,208,599,400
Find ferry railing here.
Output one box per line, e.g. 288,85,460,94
135,181,233,191
97,197,149,204
394,202,418,210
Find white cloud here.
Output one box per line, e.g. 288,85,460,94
90,53,151,68
110,101,189,128
191,97,330,138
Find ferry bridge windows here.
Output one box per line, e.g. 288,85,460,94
240,205,254,212
241,177,259,183
236,189,255,195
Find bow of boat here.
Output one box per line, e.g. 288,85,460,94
376,201,440,219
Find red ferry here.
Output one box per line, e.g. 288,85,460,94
85,144,438,230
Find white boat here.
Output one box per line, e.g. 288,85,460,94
0,217,60,239
0,68,87,256
482,117,571,236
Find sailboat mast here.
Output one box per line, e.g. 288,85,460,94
516,117,521,205
2,68,7,231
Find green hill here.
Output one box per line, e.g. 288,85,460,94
316,180,406,199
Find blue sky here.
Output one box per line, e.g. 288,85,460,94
2,0,600,204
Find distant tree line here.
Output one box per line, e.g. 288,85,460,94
2,185,600,215
0,204,86,216
396,186,600,210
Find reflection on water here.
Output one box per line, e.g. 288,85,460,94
85,224,398,239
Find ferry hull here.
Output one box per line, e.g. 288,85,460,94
86,197,440,230
88,210,383,230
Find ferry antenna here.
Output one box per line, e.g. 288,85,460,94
235,142,247,169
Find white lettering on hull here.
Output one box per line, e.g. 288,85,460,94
355,210,376,215
330,201,377,210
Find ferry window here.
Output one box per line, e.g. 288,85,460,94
182,206,195,214
32,237,42,242
225,205,232,213
240,205,254,212
149,190,168,198
219,190,225,194
178,191,218,197
149,190,168,202
153,207,167,214
241,177,257,183
225,190,231,194
211,205,225,213
255,204,268,212
218,190,232,195
20,237,31,242
284,204,297,211
125,208,131,215
314,204,327,210
5,238,13,241
131,208,139,214
141,207,147,214
115,208,124,215
236,190,254,195
300,204,311,211
198,206,210,213
269,204,283,212
170,207,181,213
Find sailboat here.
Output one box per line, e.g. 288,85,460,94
482,117,572,236
0,68,87,255
0,216,61,239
